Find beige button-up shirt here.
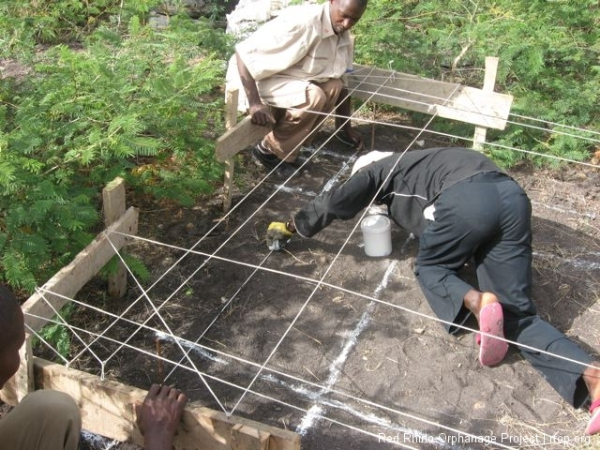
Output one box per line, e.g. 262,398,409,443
227,2,354,109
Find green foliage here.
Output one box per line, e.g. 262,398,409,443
101,253,151,283
0,0,161,58
34,303,75,359
1,12,231,292
353,0,600,166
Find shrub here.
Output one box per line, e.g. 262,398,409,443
0,15,231,291
352,0,600,165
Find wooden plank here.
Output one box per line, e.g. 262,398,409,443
231,424,270,450
22,207,139,333
102,177,128,298
216,116,272,162
34,358,301,450
473,56,500,150
347,64,512,130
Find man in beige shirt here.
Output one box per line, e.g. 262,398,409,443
229,0,368,177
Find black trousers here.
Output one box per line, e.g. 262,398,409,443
414,172,592,408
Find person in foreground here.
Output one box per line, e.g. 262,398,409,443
266,147,600,435
0,285,188,449
227,0,367,177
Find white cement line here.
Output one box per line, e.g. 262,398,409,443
156,331,230,365
531,200,597,220
275,185,318,197
321,154,357,193
533,251,600,271
263,374,477,450
295,235,415,436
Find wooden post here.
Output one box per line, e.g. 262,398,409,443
473,56,500,150
102,177,128,298
223,89,239,212
22,207,139,334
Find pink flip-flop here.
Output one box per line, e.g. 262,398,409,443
585,399,600,435
476,302,508,367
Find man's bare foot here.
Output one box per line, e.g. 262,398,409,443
583,362,600,403
464,289,507,366
463,289,499,320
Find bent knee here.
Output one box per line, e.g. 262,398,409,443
23,390,81,424
307,78,343,109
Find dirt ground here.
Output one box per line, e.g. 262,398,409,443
35,118,600,450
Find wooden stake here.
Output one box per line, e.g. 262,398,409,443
473,56,500,150
224,89,239,212
22,207,139,334
102,177,128,298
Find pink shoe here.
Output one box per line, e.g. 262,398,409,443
476,302,508,367
585,399,600,435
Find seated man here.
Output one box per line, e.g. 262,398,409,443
266,147,600,435
0,286,188,449
227,0,367,177
0,285,81,449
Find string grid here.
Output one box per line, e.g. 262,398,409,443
26,67,600,448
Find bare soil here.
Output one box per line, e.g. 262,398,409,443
33,118,600,449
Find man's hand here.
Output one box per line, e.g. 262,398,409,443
135,384,188,450
267,221,294,251
249,103,275,126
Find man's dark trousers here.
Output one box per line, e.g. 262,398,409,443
415,172,592,407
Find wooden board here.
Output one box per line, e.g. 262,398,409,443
22,206,139,333
347,64,513,130
216,116,272,162
34,358,301,450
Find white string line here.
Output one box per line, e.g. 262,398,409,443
103,235,230,414
23,302,517,450
484,141,600,169
111,231,600,375
347,75,600,144
162,251,272,383
228,67,402,416
273,100,600,170
294,108,600,170
34,288,104,368
26,324,70,365
510,112,600,138
348,71,600,144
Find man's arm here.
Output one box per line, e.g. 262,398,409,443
293,170,379,237
235,52,275,126
334,87,363,149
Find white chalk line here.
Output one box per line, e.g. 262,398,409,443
531,200,597,220
533,251,600,271
154,312,480,450
264,374,473,450
295,234,415,437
